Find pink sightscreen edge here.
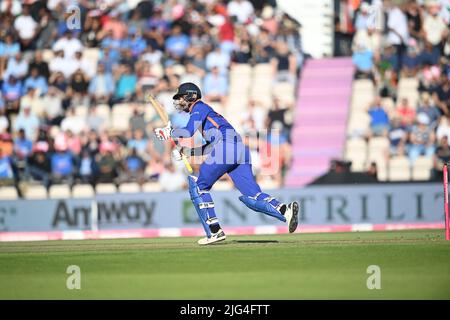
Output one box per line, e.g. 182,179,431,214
443,164,450,241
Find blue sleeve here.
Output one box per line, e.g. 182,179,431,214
171,105,208,138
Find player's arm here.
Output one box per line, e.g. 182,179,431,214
183,141,213,157
171,109,204,139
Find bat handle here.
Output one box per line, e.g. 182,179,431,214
170,139,194,174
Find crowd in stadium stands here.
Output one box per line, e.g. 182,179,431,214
347,0,450,180
0,0,302,196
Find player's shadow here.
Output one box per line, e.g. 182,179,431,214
231,240,279,244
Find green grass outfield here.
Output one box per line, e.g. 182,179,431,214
0,229,449,299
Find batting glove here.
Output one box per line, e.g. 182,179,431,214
154,121,172,141
172,148,183,161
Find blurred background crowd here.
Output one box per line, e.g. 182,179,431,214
1,0,448,198
335,0,450,181
0,0,302,196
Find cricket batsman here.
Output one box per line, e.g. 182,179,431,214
154,82,299,245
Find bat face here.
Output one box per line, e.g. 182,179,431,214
146,92,169,125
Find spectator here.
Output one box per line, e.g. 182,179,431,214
129,106,147,135
352,27,382,60
114,64,137,102
13,5,38,50
436,116,450,145
203,66,228,104
23,67,48,95
389,117,408,156
366,162,379,181
158,162,186,191
268,97,290,134
405,0,423,40
417,92,441,127
88,63,115,106
242,100,267,132
119,148,146,184
135,60,158,97
206,45,231,75
51,140,75,186
2,75,22,115
40,86,64,126
420,41,440,66
227,0,254,24
0,147,14,184
98,47,118,74
379,43,400,75
434,135,450,178
408,113,436,164
165,25,190,59
86,105,106,133
401,39,421,77
396,97,416,128
422,2,448,52
368,97,390,137
82,130,100,157
65,130,82,157
99,11,127,41
49,50,77,79
60,108,86,135
433,74,450,116
123,27,147,59
68,69,89,107
352,43,374,80
73,50,95,79
26,141,51,189
52,30,83,59
127,128,148,158
235,34,253,64
13,128,32,161
77,149,96,185
82,14,102,48
13,105,39,141
385,1,409,71
0,33,20,59
35,8,58,50
95,143,118,183
3,52,29,80
354,2,372,31
271,41,297,84
0,132,13,157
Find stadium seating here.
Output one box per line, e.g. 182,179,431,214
412,156,433,181
142,182,163,193
388,156,411,181
118,183,141,193
23,185,48,199
95,184,117,194
72,184,95,198
48,185,72,199
0,186,19,200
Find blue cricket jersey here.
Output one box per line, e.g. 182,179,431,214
171,100,240,144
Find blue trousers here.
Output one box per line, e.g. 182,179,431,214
196,140,281,224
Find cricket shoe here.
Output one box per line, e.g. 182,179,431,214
198,229,226,245
284,201,299,233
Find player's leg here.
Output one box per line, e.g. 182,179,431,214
228,162,299,233
189,158,233,244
